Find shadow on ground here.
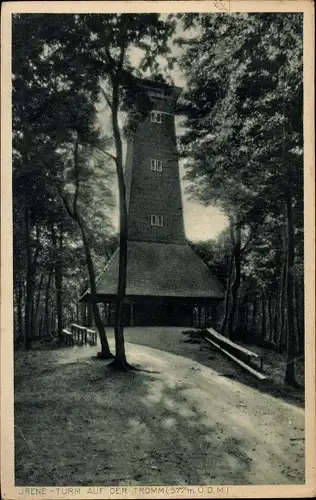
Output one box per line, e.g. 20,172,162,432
111,327,304,408
14,343,305,486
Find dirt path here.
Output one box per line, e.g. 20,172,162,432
108,327,304,405
14,332,305,486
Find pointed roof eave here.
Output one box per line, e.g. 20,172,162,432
79,246,120,302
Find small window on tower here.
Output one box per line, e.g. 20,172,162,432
150,215,164,227
150,111,162,123
150,159,163,172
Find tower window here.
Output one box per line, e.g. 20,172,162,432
150,159,163,172
150,215,164,227
150,111,162,123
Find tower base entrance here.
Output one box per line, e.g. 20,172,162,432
81,298,220,329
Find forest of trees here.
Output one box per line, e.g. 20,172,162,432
12,13,175,369
179,12,304,386
12,13,304,383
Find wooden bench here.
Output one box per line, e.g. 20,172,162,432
204,336,267,380
62,329,74,347
206,327,264,372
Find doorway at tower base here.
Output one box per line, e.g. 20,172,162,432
130,299,193,327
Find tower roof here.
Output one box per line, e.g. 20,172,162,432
81,241,225,301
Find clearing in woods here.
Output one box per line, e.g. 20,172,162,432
14,327,305,486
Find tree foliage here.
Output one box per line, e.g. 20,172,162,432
178,12,303,385
12,13,175,368
12,14,115,349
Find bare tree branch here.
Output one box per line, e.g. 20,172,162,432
104,46,115,71
92,143,116,162
73,141,80,216
31,225,41,269
54,182,76,220
100,87,112,110
240,232,253,258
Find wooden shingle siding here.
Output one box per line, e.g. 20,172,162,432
91,241,225,299
126,101,185,244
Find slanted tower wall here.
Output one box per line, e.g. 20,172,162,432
125,82,185,245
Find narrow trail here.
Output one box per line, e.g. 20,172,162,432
14,329,305,486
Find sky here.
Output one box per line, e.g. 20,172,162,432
103,19,229,242
179,165,228,242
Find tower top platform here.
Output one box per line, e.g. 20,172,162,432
137,77,182,103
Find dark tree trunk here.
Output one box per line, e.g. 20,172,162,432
51,223,63,341
76,214,112,358
221,219,235,335
58,222,64,331
277,258,287,352
83,303,87,326
244,301,249,333
268,294,274,342
272,296,278,345
284,194,297,386
34,273,44,331
24,202,32,349
294,277,304,353
24,208,40,348
17,280,23,342
221,251,233,335
298,277,305,352
21,129,39,349
38,316,43,338
293,277,300,350
279,300,287,354
111,81,129,370
76,301,80,324
227,218,241,340
44,270,53,336
50,311,56,336
252,297,257,333
87,303,93,326
261,289,266,343
210,302,219,329
31,290,36,339
236,295,247,340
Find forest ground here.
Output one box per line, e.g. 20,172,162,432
14,327,305,486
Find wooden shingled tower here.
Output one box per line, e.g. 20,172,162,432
81,79,225,327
